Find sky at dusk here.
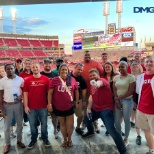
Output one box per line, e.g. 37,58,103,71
1,0,154,53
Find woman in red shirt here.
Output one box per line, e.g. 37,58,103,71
102,62,119,135
48,63,79,147
19,58,33,80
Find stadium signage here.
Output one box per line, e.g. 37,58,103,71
108,23,116,34
123,33,132,38
134,7,154,13
122,32,134,42
120,27,134,33
73,38,82,43
73,42,82,50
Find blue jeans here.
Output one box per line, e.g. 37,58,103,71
114,97,134,139
27,108,48,142
83,109,126,154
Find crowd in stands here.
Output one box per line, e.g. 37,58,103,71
0,50,153,154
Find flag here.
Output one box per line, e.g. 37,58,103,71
140,38,142,43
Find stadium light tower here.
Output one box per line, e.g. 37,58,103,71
103,1,110,35
116,0,123,33
11,8,17,34
0,8,4,33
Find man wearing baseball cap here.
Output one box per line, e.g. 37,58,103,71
52,58,64,75
15,59,23,76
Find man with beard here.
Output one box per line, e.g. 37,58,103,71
41,58,57,79
81,50,103,133
71,63,87,135
24,63,51,149
0,64,26,154
41,58,59,139
82,68,127,154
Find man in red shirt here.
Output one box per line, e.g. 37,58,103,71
82,68,127,154
23,63,51,149
81,50,103,132
136,56,154,154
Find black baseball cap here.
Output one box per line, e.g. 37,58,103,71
44,58,52,63
56,58,63,64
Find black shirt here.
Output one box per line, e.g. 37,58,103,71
15,68,23,76
40,71,58,80
71,72,87,99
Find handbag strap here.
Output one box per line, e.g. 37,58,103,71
59,76,73,101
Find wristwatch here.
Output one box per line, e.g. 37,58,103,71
76,102,79,104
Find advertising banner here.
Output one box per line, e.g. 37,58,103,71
73,42,82,50
122,32,134,42
73,38,82,43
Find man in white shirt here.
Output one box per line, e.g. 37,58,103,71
0,64,26,154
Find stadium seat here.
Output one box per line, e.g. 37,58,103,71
16,39,30,47
5,50,21,58
3,38,18,47
29,40,42,47
19,50,35,57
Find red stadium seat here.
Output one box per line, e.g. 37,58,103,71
40,40,58,48
19,50,35,57
0,50,7,58
16,39,30,47
29,40,42,47
0,38,4,46
5,50,21,58
3,38,18,47
32,50,46,57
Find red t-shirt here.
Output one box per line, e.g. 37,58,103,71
49,77,78,111
82,60,103,94
138,74,154,114
23,75,50,110
19,72,32,80
90,78,114,112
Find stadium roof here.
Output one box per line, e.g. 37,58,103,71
1,0,107,5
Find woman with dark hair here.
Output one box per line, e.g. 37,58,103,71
102,62,118,135
48,63,79,147
102,62,117,92
113,61,136,146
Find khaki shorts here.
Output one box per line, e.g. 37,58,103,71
136,110,154,135
75,99,84,117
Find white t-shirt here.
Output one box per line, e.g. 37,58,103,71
0,75,24,102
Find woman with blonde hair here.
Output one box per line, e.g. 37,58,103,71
0,66,6,79
130,60,143,145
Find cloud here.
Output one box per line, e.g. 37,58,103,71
2,17,49,33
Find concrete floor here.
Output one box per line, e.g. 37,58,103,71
0,116,149,154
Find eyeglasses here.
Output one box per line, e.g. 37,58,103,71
131,64,138,66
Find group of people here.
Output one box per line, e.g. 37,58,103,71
0,50,153,154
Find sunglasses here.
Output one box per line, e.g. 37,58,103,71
76,63,84,67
